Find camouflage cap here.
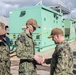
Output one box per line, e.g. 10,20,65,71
26,18,40,28
48,28,63,38
0,22,7,35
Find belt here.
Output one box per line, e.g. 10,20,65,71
20,59,33,63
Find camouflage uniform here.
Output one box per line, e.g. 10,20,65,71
0,41,10,75
16,32,37,75
45,41,73,75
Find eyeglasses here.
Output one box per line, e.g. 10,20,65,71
32,26,36,30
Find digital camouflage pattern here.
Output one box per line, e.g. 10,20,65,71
51,41,73,75
16,32,37,75
0,42,10,75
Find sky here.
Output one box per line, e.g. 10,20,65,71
0,0,76,20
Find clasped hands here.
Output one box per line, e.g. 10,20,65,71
34,55,45,64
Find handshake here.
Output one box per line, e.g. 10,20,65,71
34,55,45,64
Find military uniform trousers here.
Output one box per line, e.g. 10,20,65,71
19,60,37,75
0,59,11,75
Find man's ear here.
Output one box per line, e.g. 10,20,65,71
55,35,59,39
57,35,59,37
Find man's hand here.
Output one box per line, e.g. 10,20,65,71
34,55,45,64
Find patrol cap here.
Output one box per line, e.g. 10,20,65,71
26,18,40,28
48,28,63,38
0,22,7,35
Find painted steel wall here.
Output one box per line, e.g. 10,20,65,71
63,18,76,41
9,5,62,51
